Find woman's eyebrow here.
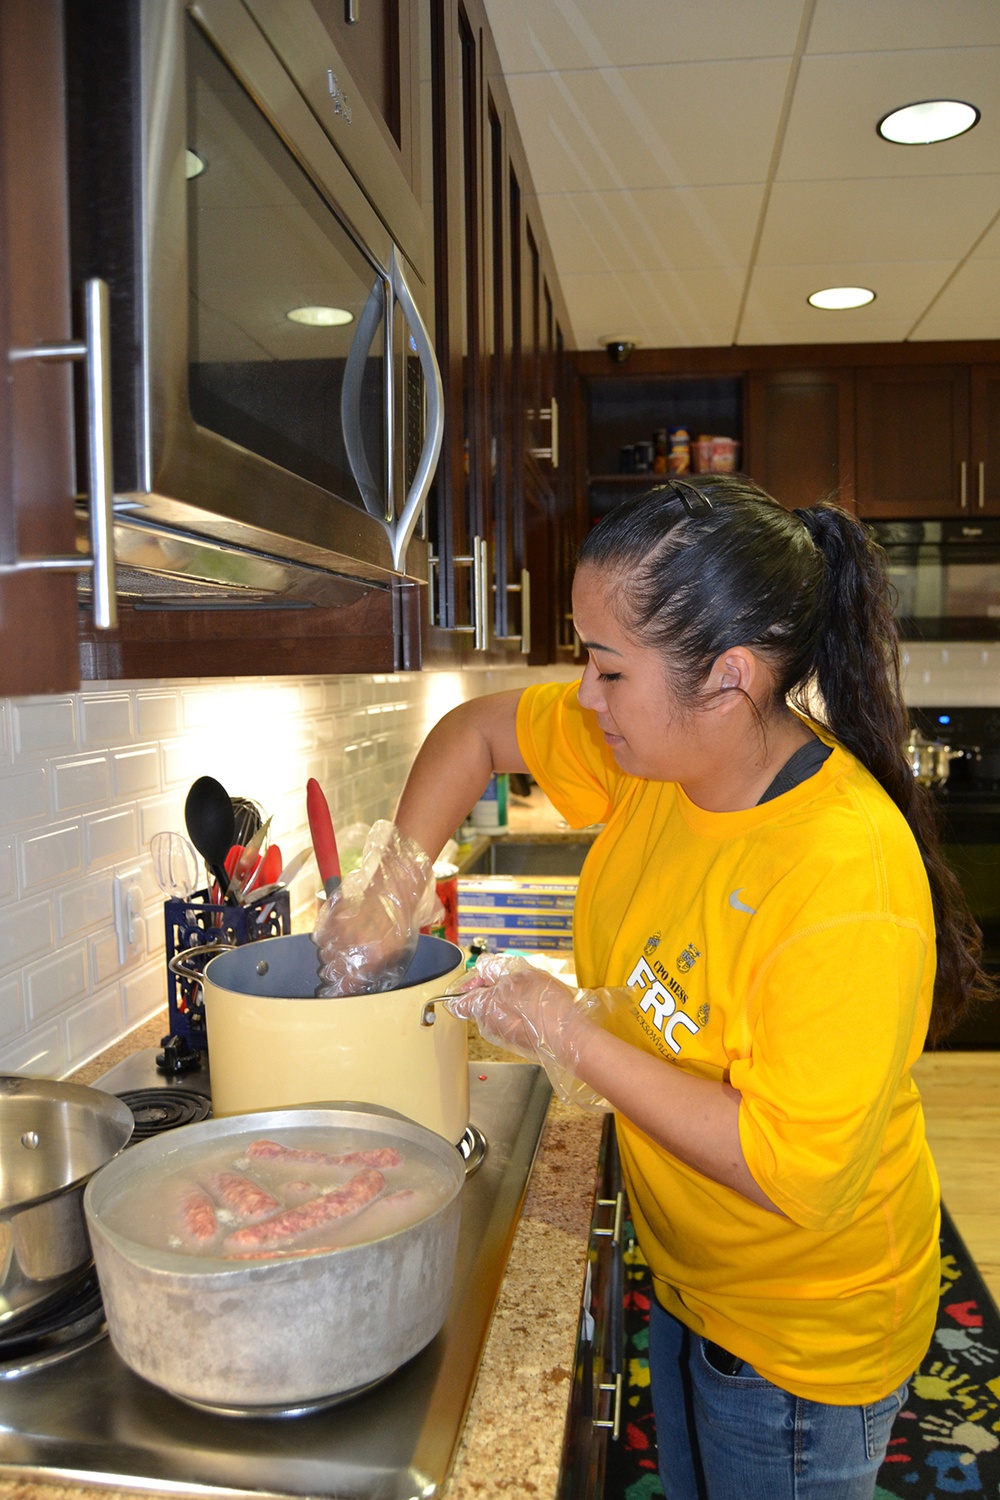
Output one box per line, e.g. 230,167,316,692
576,636,622,655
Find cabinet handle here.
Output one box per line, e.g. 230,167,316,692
593,1371,623,1439
529,395,559,466
960,460,968,510
496,567,532,654
6,278,117,627
452,535,488,650
593,1191,625,1248
979,461,986,511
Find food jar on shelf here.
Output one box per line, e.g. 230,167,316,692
711,436,739,472
668,427,691,473
692,435,714,473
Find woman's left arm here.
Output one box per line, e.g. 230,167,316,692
450,963,781,1214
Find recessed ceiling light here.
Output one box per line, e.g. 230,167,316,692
877,100,980,145
185,149,206,179
286,305,354,327
807,286,876,311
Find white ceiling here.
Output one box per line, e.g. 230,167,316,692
478,0,1000,350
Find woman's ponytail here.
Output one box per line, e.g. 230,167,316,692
790,503,993,1045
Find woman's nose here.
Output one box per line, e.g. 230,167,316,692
577,659,604,712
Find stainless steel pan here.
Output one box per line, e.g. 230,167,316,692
84,1103,465,1414
0,1075,133,1327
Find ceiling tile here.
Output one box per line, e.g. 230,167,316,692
777,49,1000,182
536,185,765,276
738,259,955,344
558,267,744,348
909,259,1000,340
808,0,1000,54
506,57,791,195
757,176,1000,266
480,0,805,74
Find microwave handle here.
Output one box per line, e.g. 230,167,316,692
389,249,444,573
340,276,387,521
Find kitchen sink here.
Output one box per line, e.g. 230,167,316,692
460,837,591,877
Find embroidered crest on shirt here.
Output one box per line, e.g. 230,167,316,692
644,931,661,955
676,942,701,973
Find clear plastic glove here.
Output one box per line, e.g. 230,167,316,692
445,953,611,1113
313,821,437,996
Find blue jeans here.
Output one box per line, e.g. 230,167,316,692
648,1297,910,1500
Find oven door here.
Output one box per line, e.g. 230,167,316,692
69,0,441,587
934,797,1000,1049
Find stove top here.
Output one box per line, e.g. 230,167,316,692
0,1048,551,1500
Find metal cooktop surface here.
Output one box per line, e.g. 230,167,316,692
0,1049,551,1500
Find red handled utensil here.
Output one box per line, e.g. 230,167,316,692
306,779,341,898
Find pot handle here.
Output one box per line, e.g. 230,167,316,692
420,995,457,1027
167,940,234,985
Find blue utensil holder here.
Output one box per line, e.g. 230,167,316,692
164,889,291,1052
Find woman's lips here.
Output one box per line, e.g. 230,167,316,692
601,728,623,746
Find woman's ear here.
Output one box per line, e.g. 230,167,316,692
711,647,759,713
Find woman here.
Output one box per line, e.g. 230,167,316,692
315,475,992,1500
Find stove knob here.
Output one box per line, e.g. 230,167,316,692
156,1033,202,1075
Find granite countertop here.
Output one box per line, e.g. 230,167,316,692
0,1012,604,1500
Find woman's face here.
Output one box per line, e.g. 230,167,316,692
572,563,711,783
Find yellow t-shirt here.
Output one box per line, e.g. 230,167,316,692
517,679,940,1405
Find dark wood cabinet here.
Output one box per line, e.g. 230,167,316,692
0,0,82,696
421,0,571,666
855,365,970,517
745,368,855,511
970,365,1000,514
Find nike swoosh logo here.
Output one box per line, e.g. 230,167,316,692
728,888,757,915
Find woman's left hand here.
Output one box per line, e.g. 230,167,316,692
445,954,610,1111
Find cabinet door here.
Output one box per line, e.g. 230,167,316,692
0,0,81,695
856,366,970,517
970,365,1000,515
745,369,855,512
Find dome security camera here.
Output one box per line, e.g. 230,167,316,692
600,337,637,364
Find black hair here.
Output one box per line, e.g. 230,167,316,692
578,473,993,1045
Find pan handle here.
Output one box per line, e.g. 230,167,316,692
420,995,459,1027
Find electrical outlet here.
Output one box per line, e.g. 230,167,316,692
113,869,145,964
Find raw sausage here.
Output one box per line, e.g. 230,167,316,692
181,1189,219,1243
246,1138,402,1169
223,1168,385,1252
208,1172,280,1223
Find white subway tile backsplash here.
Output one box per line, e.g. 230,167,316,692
112,746,160,799
0,898,54,967
53,756,110,811
0,702,9,764
22,824,83,890
58,873,114,940
12,698,76,756
25,944,88,1022
122,961,169,1028
85,807,139,866
66,988,124,1065
136,692,181,738
2,1023,63,1078
0,838,14,902
0,976,24,1042
80,693,133,747
0,768,48,826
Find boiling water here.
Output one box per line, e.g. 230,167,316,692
98,1126,456,1261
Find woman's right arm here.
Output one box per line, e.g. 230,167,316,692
393,688,529,862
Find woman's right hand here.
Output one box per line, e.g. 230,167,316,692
313,821,437,996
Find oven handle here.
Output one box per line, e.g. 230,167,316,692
389,248,444,573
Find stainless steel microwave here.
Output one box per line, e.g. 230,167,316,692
65,0,442,617
871,519,1000,641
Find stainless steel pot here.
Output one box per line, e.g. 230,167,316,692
196,933,469,1143
905,728,963,788
0,1075,134,1327
83,1104,465,1414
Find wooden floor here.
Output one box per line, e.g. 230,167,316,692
912,1049,1000,1303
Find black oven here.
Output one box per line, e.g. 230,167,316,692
909,706,1000,1049
872,519,1000,641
